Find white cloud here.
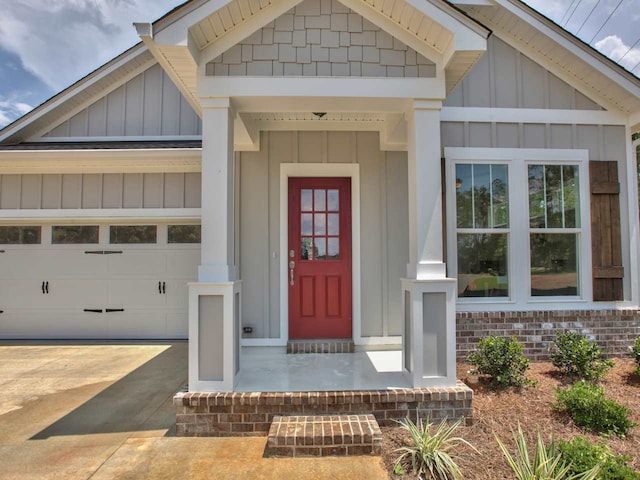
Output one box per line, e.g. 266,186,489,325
0,0,177,92
595,35,640,73
0,98,34,129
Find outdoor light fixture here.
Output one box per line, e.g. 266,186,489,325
312,112,327,118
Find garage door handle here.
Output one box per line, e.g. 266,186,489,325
158,281,162,294
162,281,166,294
84,309,103,313
45,281,49,294
106,308,124,313
103,250,123,255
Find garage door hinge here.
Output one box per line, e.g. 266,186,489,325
105,308,125,313
84,250,123,255
83,309,103,313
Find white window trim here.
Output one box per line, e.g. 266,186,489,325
445,147,593,311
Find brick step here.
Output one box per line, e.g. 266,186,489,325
264,414,382,457
286,339,354,354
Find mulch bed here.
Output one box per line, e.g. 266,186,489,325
381,358,640,479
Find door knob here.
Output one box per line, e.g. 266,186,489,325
289,261,295,286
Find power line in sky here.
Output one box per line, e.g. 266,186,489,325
588,0,625,44
617,36,640,63
560,0,580,25
563,0,583,26
575,0,602,35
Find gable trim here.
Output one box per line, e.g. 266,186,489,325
440,107,628,125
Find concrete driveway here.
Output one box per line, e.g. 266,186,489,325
0,342,388,480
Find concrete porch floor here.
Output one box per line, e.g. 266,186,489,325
236,346,411,392
0,341,388,480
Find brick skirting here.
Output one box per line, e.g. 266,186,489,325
457,309,640,361
174,383,473,437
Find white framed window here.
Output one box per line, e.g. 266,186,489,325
445,148,592,309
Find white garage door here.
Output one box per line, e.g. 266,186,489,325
0,223,200,339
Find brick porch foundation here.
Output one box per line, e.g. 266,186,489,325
457,309,640,361
174,382,473,437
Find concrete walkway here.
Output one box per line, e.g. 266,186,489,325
0,342,389,480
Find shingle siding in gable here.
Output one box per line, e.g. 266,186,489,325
206,0,435,78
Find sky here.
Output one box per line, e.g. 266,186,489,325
0,0,639,129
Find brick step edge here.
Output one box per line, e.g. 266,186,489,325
286,339,355,354
264,414,382,457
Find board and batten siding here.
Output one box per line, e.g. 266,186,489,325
238,131,408,339
41,64,202,139
0,173,201,209
444,36,603,110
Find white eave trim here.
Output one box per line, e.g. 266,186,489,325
0,208,202,222
441,106,628,125
0,148,202,174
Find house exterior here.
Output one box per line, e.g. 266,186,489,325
1,0,640,399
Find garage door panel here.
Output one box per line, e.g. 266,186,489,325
49,280,108,308
166,310,188,338
107,251,166,276
106,310,167,338
166,250,199,278
0,280,56,308
107,279,165,308
0,251,107,278
0,310,108,338
164,279,190,309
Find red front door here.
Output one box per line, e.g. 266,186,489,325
288,177,352,339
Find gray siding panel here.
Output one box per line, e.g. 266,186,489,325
445,36,604,110
39,64,201,139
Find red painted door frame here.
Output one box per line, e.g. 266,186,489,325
288,177,352,339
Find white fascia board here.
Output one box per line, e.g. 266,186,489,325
441,106,628,125
232,96,413,113
0,45,151,143
0,148,201,174
450,0,495,5
444,146,589,162
631,112,640,134
0,208,201,222
198,76,446,99
28,135,202,143
197,0,305,67
494,0,640,99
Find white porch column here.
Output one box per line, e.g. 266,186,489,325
402,99,457,388
188,97,241,392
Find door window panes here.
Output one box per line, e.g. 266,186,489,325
110,225,157,244
457,233,509,297
52,226,99,244
0,226,41,244
168,225,201,243
300,187,340,261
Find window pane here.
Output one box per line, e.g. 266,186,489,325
168,225,201,243
456,163,509,229
457,233,508,298
328,214,339,235
301,214,312,235
301,189,312,211
110,225,157,244
327,189,339,211
314,214,326,235
327,238,339,259
456,164,473,228
529,165,580,228
0,226,41,244
530,233,578,296
314,189,326,211
314,238,326,260
52,226,99,244
301,237,313,260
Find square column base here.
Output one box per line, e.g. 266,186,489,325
401,278,457,388
188,281,241,392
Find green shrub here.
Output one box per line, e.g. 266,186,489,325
555,381,636,437
558,437,640,480
393,416,475,479
550,332,614,381
467,336,532,388
496,424,600,480
631,338,640,375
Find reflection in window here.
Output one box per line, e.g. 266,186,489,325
530,234,578,296
528,165,579,228
456,164,509,229
110,225,157,244
0,226,41,244
52,226,99,244
168,225,201,243
299,186,340,261
457,234,508,297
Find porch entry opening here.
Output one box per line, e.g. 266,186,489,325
288,177,352,339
